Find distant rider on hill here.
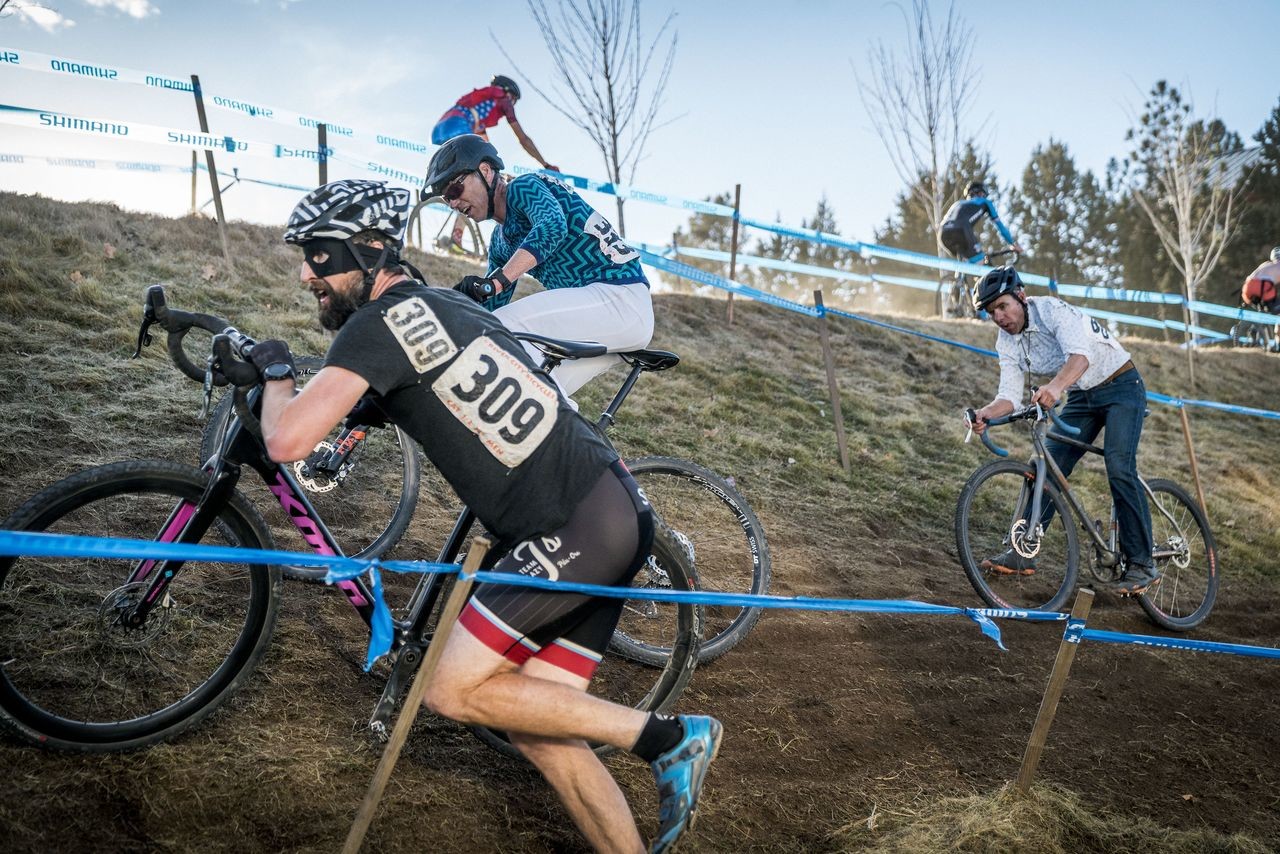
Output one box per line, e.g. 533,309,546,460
1241,247,1280,314
431,75,559,253
939,181,1022,265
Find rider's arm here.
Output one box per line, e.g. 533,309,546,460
507,118,557,171
1032,354,1089,409
504,176,568,271
983,199,1020,250
260,366,369,462
973,347,1023,431
488,248,539,294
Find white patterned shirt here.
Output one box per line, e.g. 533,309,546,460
994,297,1132,406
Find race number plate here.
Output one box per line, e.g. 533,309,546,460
382,297,458,373
433,336,559,467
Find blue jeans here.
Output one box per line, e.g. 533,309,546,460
1041,368,1154,569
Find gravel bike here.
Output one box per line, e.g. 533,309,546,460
955,402,1217,630
200,333,772,666
0,286,698,753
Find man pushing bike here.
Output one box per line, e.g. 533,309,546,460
966,266,1159,597
251,178,719,853
424,134,654,401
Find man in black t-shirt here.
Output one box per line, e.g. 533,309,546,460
245,180,720,853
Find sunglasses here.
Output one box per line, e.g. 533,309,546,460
442,171,473,202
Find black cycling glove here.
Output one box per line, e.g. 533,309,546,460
247,339,296,382
344,394,389,429
454,275,497,304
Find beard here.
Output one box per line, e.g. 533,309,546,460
318,284,366,331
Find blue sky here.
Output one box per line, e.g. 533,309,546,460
1,0,1277,251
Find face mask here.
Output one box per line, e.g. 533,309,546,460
302,238,365,279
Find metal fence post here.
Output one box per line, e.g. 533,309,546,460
318,123,328,186
727,183,741,325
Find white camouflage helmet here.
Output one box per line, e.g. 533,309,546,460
1271,246,1280,263
284,179,412,248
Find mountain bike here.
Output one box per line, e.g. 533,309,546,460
200,333,772,666
406,191,487,260
954,402,1217,630
0,286,699,754
943,248,1020,319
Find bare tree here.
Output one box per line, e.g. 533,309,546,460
856,0,979,315
1126,81,1252,387
498,0,677,236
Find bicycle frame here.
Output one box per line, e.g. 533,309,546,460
1014,418,1188,569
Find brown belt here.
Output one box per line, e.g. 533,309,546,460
1099,359,1136,386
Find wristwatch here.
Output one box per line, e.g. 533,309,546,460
261,362,296,382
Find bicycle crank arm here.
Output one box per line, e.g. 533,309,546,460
367,644,424,742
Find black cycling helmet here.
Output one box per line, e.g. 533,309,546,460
973,265,1024,312
492,74,521,99
424,134,505,197
966,181,987,198
284,179,411,248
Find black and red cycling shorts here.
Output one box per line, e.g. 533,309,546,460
457,460,653,680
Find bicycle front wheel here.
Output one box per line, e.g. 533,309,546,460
955,459,1079,612
0,461,281,751
469,523,701,759
200,356,421,580
616,457,771,664
1138,479,1218,631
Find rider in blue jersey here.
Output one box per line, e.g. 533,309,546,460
424,134,653,398
939,181,1022,264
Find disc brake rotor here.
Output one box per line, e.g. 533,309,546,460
294,441,340,493
98,581,173,647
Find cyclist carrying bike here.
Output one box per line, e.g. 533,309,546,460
251,179,719,853
431,75,559,254
967,266,1159,596
424,134,654,400
1241,247,1280,313
939,181,1022,265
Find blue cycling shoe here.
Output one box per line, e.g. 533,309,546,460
649,715,722,853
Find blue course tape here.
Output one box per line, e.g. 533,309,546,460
1080,628,1280,660
641,248,1280,422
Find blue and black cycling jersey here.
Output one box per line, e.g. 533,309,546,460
939,197,1015,262
483,173,648,310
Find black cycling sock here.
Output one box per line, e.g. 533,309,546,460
631,713,684,763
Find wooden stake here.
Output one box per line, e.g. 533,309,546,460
341,538,489,854
727,183,741,325
189,150,197,215
317,123,328,186
1015,588,1094,793
1177,406,1208,515
814,290,849,471
189,74,233,268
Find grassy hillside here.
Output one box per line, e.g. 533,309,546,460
2,192,1279,852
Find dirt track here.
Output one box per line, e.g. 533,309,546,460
5,523,1279,853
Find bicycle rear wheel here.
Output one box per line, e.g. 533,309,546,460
406,195,486,259
0,461,281,751
1138,479,1218,631
614,457,771,664
955,459,1079,612
200,356,421,580
468,523,701,759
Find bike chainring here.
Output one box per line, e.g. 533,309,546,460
294,441,345,493
98,582,173,647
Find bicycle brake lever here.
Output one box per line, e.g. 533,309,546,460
962,408,976,444
201,353,216,419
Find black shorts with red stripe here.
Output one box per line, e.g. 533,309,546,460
458,460,653,679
